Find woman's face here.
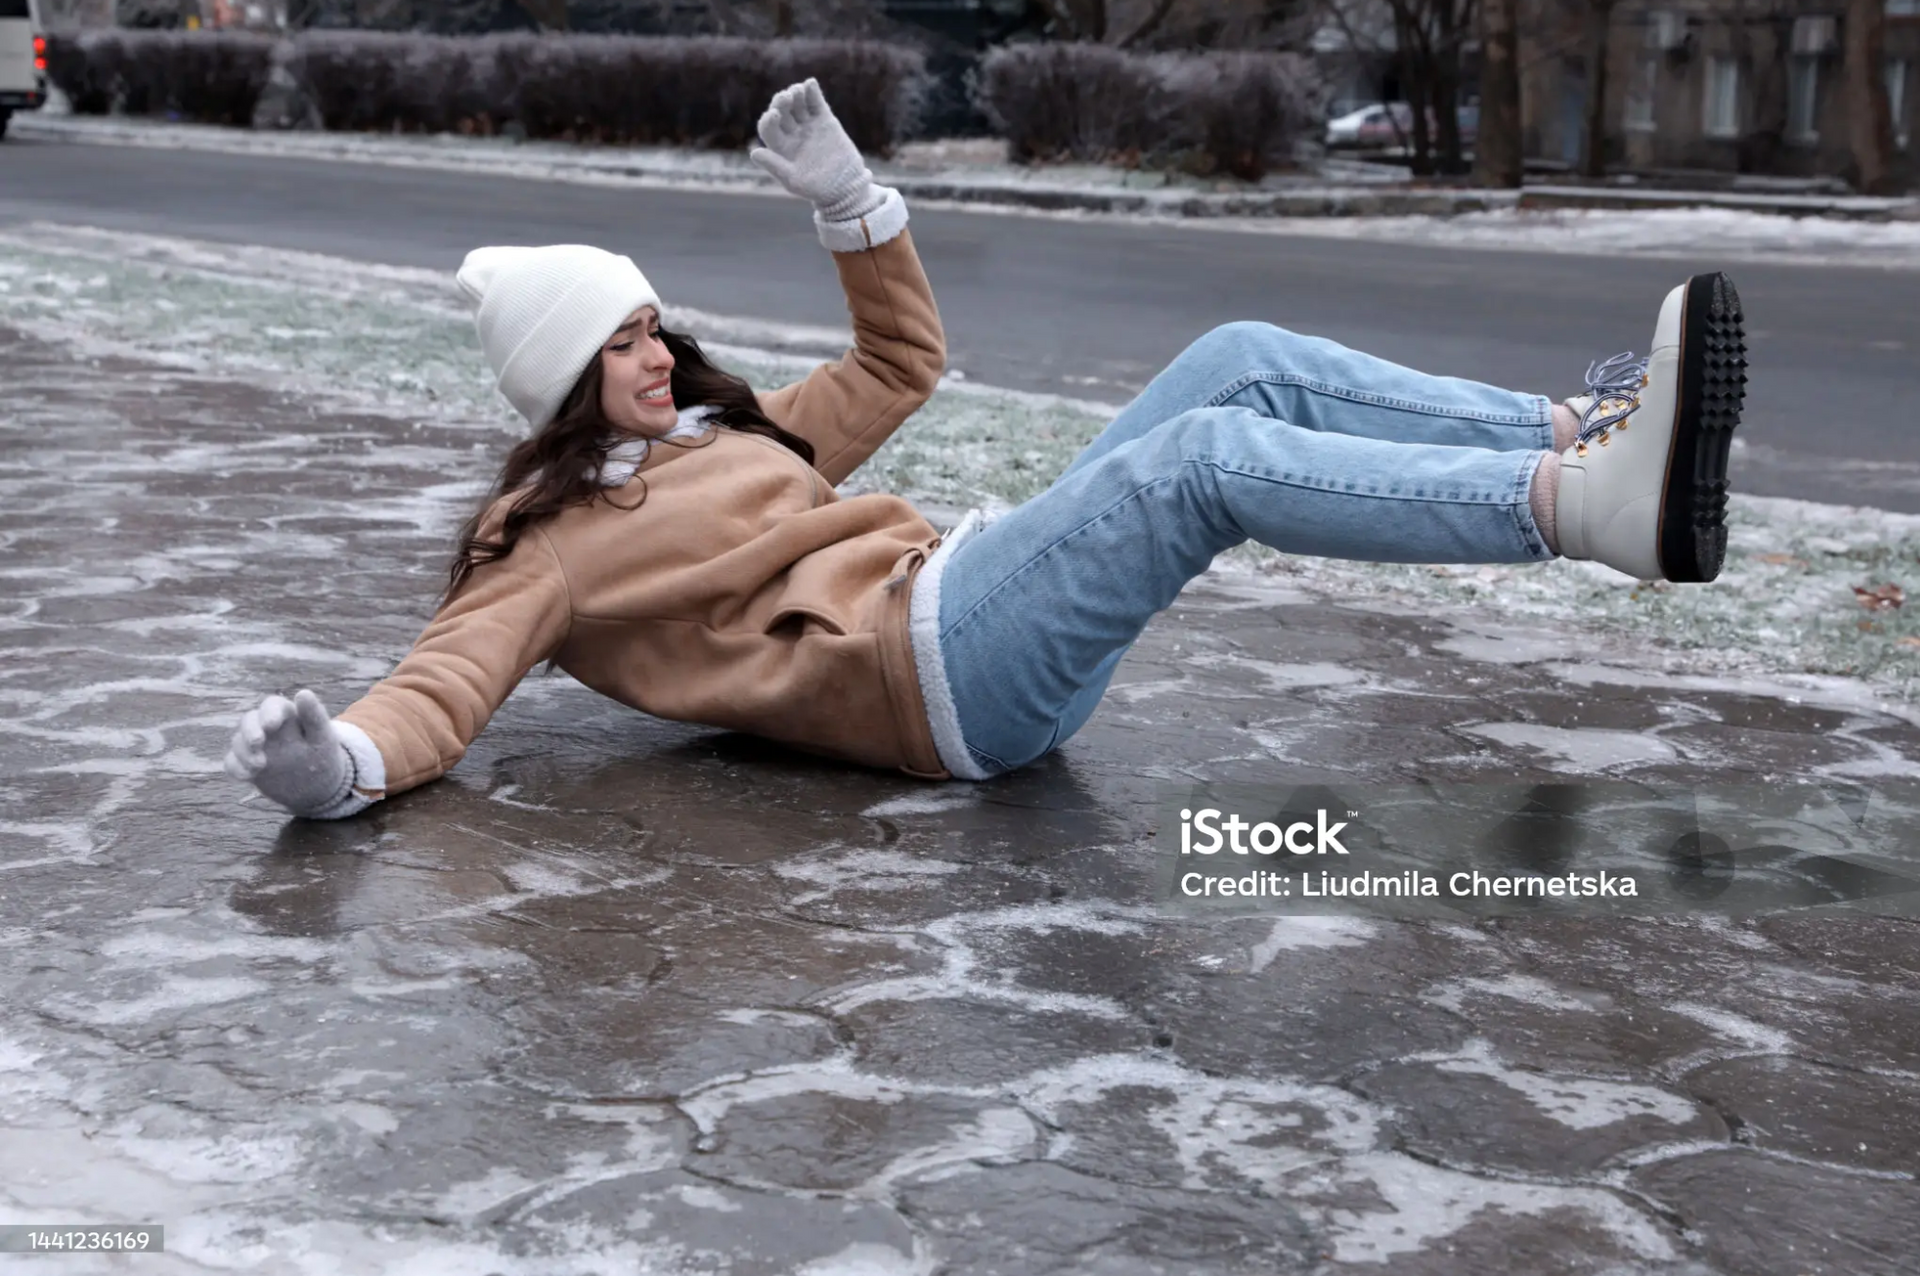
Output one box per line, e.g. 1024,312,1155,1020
598,306,677,435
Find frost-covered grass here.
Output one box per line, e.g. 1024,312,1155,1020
4,224,1918,696
1245,505,1920,695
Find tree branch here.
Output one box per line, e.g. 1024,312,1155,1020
1038,0,1081,37
1115,0,1177,48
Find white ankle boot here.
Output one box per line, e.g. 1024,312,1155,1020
1555,273,1747,583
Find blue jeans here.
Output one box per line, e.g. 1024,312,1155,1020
935,321,1557,778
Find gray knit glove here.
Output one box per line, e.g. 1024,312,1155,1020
222,689,354,817
749,78,886,223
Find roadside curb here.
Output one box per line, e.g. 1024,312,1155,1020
13,113,1919,223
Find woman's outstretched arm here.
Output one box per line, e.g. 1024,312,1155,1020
747,78,946,486
226,522,572,818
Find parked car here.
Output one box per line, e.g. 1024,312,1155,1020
1328,101,1481,150
1355,102,1413,147
0,0,46,140
1455,103,1480,147
1325,103,1396,148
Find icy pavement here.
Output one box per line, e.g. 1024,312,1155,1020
5,223,1920,696
14,113,1920,270
3,236,1920,1273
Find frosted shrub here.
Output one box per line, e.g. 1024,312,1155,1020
285,32,926,153
974,43,1325,181
971,43,1160,165
46,30,275,125
45,30,926,153
43,32,123,115
1158,51,1325,180
286,32,507,135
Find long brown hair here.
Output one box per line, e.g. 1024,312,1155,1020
445,327,816,601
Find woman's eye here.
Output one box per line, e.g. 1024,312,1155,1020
609,341,634,353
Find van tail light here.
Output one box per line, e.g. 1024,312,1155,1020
34,35,48,72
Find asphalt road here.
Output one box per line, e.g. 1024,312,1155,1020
4,137,1916,509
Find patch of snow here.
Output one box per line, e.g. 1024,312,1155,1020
792,1241,935,1276
1665,1001,1796,1052
819,900,1147,1021
1413,1039,1699,1130
861,792,979,818
1247,916,1378,972
773,846,965,907
1459,722,1681,772
1315,1150,1675,1264
1161,204,1920,270
51,976,268,1027
1424,973,1601,1015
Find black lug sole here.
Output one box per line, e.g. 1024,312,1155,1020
1659,272,1747,584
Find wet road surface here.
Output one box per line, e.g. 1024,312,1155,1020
2,136,1918,509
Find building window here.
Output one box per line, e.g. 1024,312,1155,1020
1704,56,1742,138
1787,56,1820,141
1892,59,1912,151
1626,55,1659,130
1888,0,1919,18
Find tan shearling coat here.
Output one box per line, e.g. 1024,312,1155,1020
336,229,950,797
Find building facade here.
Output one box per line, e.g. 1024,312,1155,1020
1521,0,1919,179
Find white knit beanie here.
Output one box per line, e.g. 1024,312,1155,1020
455,244,662,430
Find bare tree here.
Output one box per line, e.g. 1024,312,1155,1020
1010,0,1325,49
37,0,115,27
1843,0,1899,192
514,0,567,28
1475,0,1522,185
1577,0,1613,177
1032,0,1181,46
701,0,882,37
1320,0,1474,175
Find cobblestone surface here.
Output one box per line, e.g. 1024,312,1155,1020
3,324,1917,1273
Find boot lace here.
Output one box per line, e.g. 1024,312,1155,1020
1576,351,1650,453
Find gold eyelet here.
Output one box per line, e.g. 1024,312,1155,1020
1599,434,1611,446
1575,442,1589,457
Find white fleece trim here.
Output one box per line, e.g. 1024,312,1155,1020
596,405,721,487
305,720,387,821
908,507,997,782
815,186,909,254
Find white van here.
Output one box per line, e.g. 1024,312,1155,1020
0,0,47,140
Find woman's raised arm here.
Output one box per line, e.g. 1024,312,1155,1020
746,78,946,486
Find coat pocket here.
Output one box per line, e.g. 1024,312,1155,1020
764,601,851,637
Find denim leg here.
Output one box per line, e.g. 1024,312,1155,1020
1060,322,1555,484
940,406,1552,776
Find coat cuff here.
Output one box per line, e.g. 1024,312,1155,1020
305,720,389,820
814,186,909,254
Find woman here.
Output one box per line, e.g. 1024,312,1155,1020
223,79,1746,818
